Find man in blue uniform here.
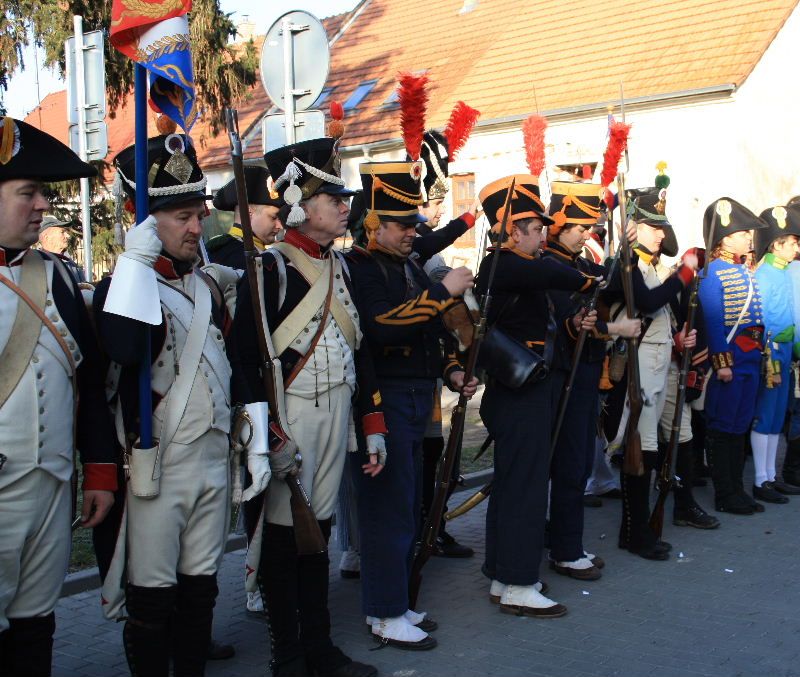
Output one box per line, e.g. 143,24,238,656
750,207,800,502
698,198,767,515
347,159,476,649
475,174,601,617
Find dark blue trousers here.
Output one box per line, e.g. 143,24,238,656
549,361,601,562
480,373,561,585
352,379,433,618
705,342,761,435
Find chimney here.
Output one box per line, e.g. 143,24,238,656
236,15,256,42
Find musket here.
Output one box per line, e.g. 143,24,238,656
408,178,516,610
616,180,644,476
550,247,622,456
649,212,714,535
225,108,326,556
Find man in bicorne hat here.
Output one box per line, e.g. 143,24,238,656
207,165,283,270
0,117,117,677
749,206,800,502
232,136,386,677
94,131,235,675
698,198,767,515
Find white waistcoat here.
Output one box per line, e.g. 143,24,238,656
283,254,359,400
108,271,231,447
638,259,672,345
0,260,82,490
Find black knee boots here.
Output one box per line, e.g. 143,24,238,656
173,574,218,677
672,441,720,528
619,451,669,560
706,429,758,514
0,613,56,677
124,584,177,677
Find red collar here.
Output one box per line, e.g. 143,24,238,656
0,246,28,267
283,228,330,259
154,255,191,280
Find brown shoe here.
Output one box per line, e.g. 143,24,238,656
549,560,602,581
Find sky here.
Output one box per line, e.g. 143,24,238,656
2,0,359,120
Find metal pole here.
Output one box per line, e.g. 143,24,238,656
282,19,296,144
134,63,153,448
73,15,93,281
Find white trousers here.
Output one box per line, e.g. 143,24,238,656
265,383,353,526
0,470,70,631
637,341,672,451
127,429,230,587
658,362,693,444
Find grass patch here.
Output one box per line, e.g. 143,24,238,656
460,444,493,475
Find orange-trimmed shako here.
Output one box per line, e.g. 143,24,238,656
359,161,427,242
479,174,552,241
548,181,603,240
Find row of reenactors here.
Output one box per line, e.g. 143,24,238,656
1,108,799,677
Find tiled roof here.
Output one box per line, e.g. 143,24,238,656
328,0,798,147
24,0,799,174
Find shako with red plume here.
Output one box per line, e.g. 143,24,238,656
397,71,429,161
328,100,345,141
522,114,548,177
444,101,480,162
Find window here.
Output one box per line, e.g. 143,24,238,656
452,173,476,247
343,80,378,111
312,87,334,109
381,88,400,109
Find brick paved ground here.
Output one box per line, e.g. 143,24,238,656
54,446,800,677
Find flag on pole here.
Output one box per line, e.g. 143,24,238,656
110,0,198,132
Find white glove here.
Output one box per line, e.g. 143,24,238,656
366,433,387,465
122,215,162,267
202,263,242,316
240,402,273,502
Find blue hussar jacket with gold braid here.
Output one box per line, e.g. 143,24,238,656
346,245,462,382
698,253,764,370
755,254,794,360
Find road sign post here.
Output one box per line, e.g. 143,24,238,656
261,11,330,146
65,18,106,281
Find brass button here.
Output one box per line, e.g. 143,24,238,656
39,407,44,414
37,373,43,380
39,390,44,397
45,299,53,306
51,314,60,322
68,341,75,350
167,344,173,351
39,442,44,449
335,274,341,279
32,356,39,364
157,361,164,367
39,426,45,433
59,328,67,337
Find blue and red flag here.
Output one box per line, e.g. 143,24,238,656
110,0,198,132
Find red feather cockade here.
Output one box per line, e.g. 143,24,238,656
600,121,631,188
397,71,429,161
328,100,345,140
444,102,480,162
522,114,548,177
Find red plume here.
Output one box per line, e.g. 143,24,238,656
522,114,548,176
328,100,345,140
444,101,480,162
397,71,429,160
600,121,631,188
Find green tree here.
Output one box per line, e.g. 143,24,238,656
2,0,259,271
1,0,258,134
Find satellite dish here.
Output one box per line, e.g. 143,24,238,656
260,10,330,113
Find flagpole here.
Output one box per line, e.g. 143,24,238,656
134,63,153,448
